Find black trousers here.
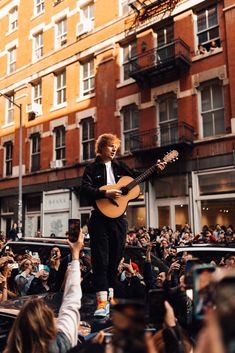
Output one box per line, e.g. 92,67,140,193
88,210,127,292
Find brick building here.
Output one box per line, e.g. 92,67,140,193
0,0,234,237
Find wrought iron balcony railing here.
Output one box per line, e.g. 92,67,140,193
128,38,190,84
128,122,194,152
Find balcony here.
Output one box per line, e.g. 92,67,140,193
128,38,190,87
129,122,194,153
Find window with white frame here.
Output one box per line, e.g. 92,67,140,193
33,32,43,60
158,94,178,146
54,126,65,161
81,117,95,161
9,7,18,32
82,59,95,96
32,81,42,105
200,80,225,138
8,47,16,73
4,141,13,177
35,0,44,15
31,133,40,172
120,0,130,16
197,5,220,51
56,18,67,47
123,105,139,152
55,70,66,105
5,94,14,124
82,2,94,26
122,41,137,81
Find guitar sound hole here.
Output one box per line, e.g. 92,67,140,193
120,187,129,195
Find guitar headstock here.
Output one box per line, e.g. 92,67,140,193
163,150,179,164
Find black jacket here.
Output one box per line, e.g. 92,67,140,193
80,156,138,207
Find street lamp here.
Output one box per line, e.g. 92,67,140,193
0,91,23,237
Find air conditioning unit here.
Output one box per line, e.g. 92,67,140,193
76,19,93,37
26,103,42,116
50,160,64,169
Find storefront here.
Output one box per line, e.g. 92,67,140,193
192,168,235,233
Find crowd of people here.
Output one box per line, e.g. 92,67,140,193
0,221,234,352
125,223,235,249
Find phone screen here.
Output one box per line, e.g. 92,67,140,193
193,264,216,320
185,258,201,289
68,219,80,243
148,289,166,326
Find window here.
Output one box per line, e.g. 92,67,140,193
5,94,14,124
9,7,18,31
31,134,40,172
156,24,174,62
159,94,178,145
82,59,95,96
8,47,16,73
5,142,13,176
81,118,95,161
197,6,220,51
77,2,94,35
122,41,137,81
55,70,66,105
32,81,42,105
82,2,94,25
33,32,43,60
120,0,130,16
123,105,139,152
200,81,225,138
35,0,44,15
56,18,67,47
54,126,65,161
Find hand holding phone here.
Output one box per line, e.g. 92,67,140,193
148,289,166,326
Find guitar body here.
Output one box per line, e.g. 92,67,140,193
95,150,179,218
96,176,141,218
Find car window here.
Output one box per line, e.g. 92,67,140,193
177,249,234,264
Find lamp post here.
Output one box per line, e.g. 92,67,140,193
0,92,23,237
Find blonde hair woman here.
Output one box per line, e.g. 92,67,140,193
3,230,84,353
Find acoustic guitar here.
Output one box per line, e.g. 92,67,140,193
95,150,179,218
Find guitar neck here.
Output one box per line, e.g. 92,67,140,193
127,164,158,191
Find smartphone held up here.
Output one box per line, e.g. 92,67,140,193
68,218,81,243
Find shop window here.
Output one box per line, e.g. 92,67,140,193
200,80,225,138
198,170,235,196
81,117,95,161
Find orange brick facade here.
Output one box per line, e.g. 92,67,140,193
0,0,235,237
